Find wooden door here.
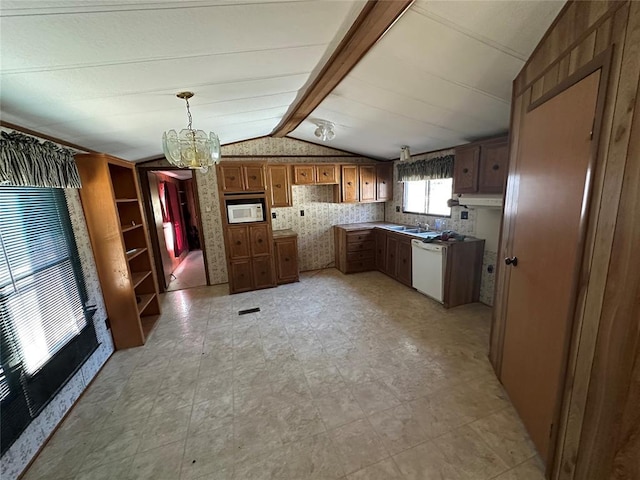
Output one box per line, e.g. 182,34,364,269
229,260,253,292
453,146,479,194
359,166,376,202
385,235,398,278
316,164,338,184
227,226,250,259
249,224,271,256
375,230,387,271
274,237,298,283
376,163,393,201
341,166,358,202
500,71,601,461
293,165,315,185
267,165,291,208
396,239,412,286
244,165,266,191
252,256,275,289
479,141,509,194
219,165,244,192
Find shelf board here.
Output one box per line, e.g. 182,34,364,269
116,198,139,203
141,314,160,338
132,270,152,289
121,223,143,234
136,293,155,314
126,247,147,261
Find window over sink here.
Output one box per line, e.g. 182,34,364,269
403,178,452,216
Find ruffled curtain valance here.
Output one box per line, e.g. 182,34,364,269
397,154,454,182
0,131,82,188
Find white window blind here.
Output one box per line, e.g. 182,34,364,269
0,187,97,455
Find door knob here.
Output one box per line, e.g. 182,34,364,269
504,256,518,266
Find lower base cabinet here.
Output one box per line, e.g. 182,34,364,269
229,260,254,293
273,231,299,284
252,256,276,289
335,224,484,307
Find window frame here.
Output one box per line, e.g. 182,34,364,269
402,178,453,217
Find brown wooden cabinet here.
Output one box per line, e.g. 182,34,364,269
218,163,267,193
340,165,359,203
396,239,412,286
453,135,508,194
334,226,376,273
385,235,398,278
267,164,292,207
273,230,299,284
225,223,276,293
376,163,393,201
359,165,376,202
375,229,387,271
292,165,315,185
75,153,160,350
316,164,339,184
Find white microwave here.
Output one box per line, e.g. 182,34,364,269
227,203,264,224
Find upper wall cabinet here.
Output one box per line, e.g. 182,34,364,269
376,163,393,201
292,164,340,185
267,164,292,208
336,164,393,203
219,163,266,193
453,135,508,194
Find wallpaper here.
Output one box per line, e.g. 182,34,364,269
0,189,114,480
383,149,501,306
272,186,384,271
221,136,357,156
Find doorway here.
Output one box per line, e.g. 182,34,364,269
142,169,208,292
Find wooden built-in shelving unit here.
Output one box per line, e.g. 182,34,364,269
75,153,161,349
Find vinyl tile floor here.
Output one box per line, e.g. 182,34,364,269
23,269,544,480
166,250,207,292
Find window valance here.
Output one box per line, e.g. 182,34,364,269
0,131,82,188
397,154,454,182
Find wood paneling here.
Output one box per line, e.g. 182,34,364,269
271,0,413,137
492,1,640,479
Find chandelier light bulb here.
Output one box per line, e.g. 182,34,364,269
314,120,335,142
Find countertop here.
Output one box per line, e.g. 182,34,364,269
333,221,485,244
272,228,298,239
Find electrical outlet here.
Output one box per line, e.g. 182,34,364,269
487,265,494,274
461,211,469,220
300,210,305,217
395,206,400,212
271,212,276,219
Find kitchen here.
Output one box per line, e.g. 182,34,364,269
1,1,638,479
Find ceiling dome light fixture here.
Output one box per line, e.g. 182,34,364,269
400,146,411,161
162,91,221,173
314,120,336,142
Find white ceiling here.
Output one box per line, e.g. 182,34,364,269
290,0,565,159
0,0,564,161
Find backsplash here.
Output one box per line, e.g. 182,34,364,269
272,186,383,271
384,150,501,306
1,189,114,480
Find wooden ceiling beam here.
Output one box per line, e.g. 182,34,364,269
270,0,414,138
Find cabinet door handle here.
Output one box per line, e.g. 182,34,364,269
258,239,263,244
382,181,386,184
236,241,241,245
275,183,281,188
250,175,257,180
492,164,500,171
504,256,518,266
463,168,469,174
285,257,290,262
230,176,236,180
323,172,328,176
365,182,369,185
301,172,306,177
347,182,352,186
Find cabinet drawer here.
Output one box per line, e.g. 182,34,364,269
346,258,376,272
346,231,373,243
347,250,375,262
347,240,375,252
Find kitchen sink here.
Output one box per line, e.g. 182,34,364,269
413,231,440,238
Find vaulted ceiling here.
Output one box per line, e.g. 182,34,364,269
0,0,565,161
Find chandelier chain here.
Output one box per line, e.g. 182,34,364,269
185,98,193,131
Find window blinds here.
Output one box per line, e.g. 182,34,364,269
0,187,97,455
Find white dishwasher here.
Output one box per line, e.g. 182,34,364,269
411,239,446,303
